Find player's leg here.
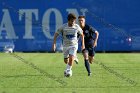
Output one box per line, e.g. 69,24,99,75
74,54,79,64
68,54,74,68
82,49,91,76
63,47,69,64
64,58,69,64
63,47,71,76
74,44,79,64
88,47,95,64
89,56,94,64
65,46,77,71
82,49,88,60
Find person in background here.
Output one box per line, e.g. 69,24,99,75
78,15,99,76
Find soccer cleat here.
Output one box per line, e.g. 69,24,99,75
88,72,92,76
74,57,79,64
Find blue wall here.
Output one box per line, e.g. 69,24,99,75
0,0,140,52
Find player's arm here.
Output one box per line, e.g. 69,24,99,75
93,31,99,47
80,33,85,50
52,33,59,52
52,25,63,52
90,26,99,47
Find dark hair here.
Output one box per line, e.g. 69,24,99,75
67,13,76,21
78,15,85,19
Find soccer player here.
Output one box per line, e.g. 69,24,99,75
78,15,99,76
52,13,85,76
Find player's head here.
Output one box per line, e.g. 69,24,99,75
78,15,85,28
67,13,76,26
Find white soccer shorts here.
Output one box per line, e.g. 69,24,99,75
63,45,78,58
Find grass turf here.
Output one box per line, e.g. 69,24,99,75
0,53,140,93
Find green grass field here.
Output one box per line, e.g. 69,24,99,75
0,53,140,93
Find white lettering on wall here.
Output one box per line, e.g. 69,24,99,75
0,8,88,39
19,9,38,39
0,9,18,39
42,8,63,39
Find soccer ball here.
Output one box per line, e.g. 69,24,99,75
64,69,72,77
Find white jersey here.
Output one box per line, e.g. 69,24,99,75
56,23,83,47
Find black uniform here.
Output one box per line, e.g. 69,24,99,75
82,24,97,56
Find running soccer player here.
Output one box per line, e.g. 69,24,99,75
78,15,99,76
52,13,85,76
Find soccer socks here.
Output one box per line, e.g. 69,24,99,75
66,64,72,70
84,59,91,74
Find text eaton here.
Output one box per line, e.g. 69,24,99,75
0,8,87,39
